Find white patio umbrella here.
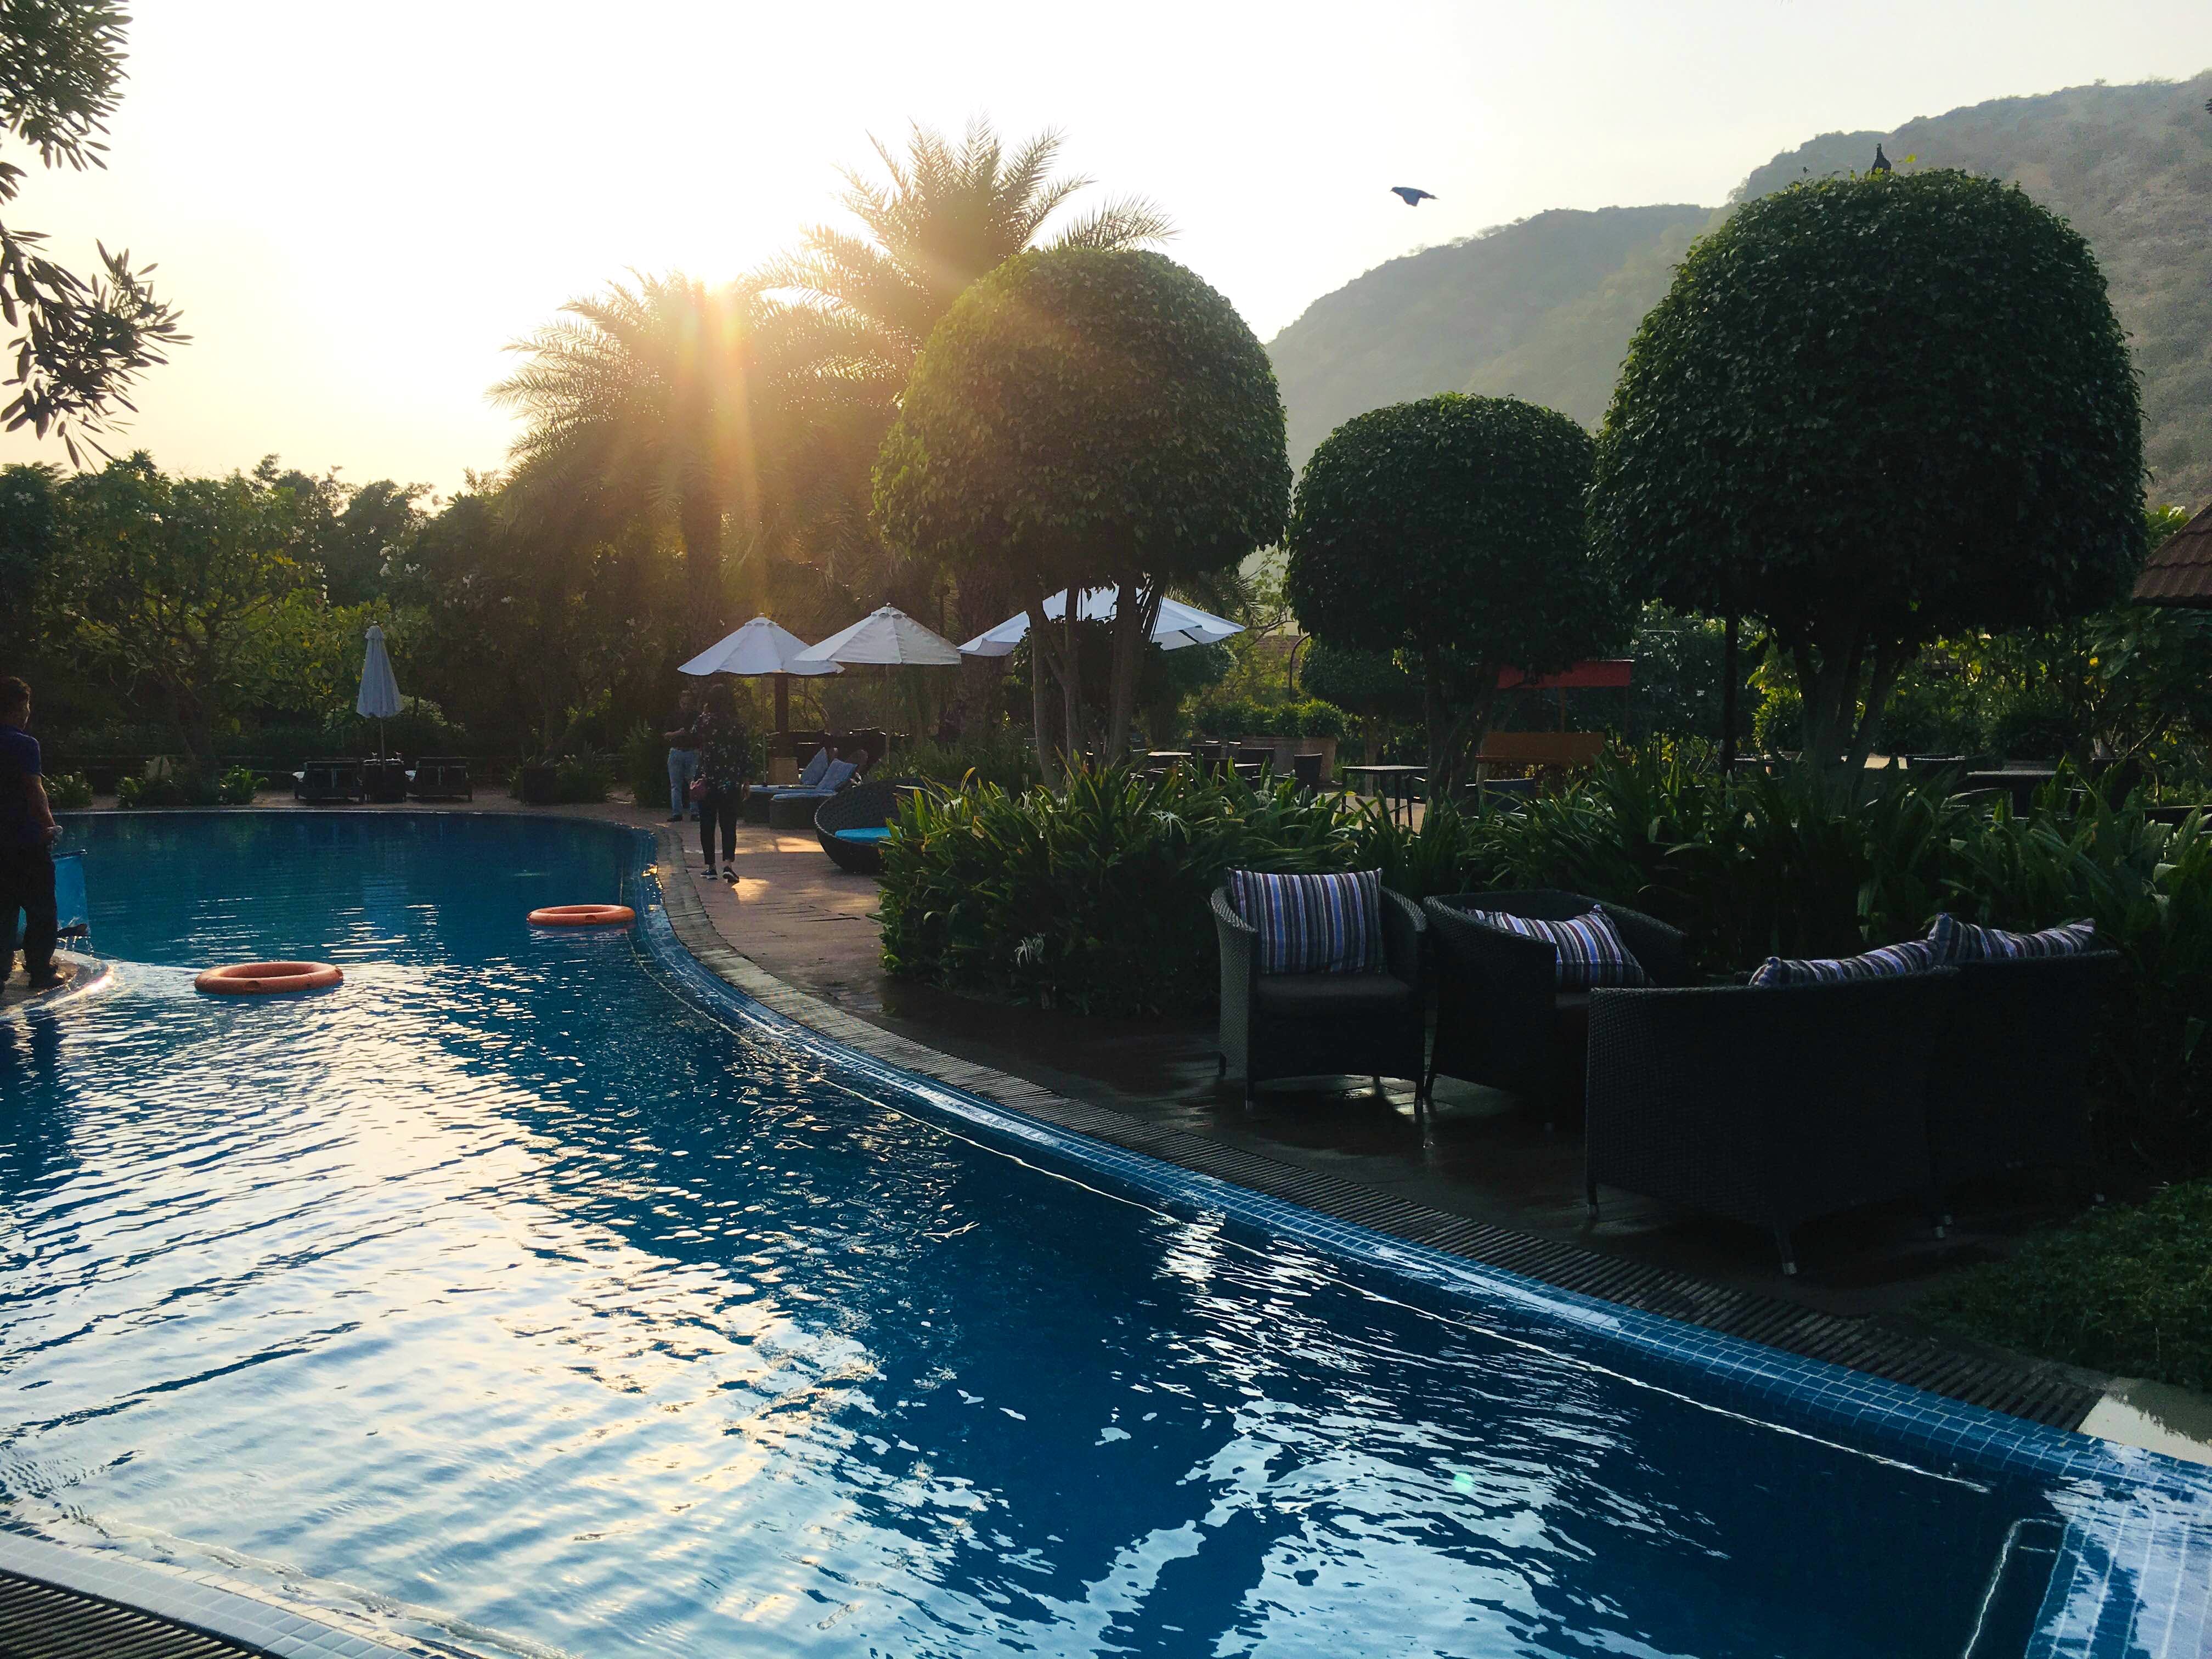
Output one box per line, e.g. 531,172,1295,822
792,606,962,737
356,623,402,757
958,586,1244,657
680,615,842,734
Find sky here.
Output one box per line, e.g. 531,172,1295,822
3,0,2210,496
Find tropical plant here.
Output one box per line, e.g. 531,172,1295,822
1287,394,1626,796
43,770,91,809
0,0,187,459
1590,169,2145,772
874,247,1290,776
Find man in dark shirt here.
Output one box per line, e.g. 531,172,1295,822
1,676,63,989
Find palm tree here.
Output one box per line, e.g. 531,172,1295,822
762,120,1173,724
492,274,781,644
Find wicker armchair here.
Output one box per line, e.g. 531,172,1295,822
1213,885,1427,1105
1423,889,1690,1120
813,778,923,876
1926,950,2120,1217
1583,972,1957,1274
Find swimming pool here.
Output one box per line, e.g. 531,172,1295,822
2,812,2207,1657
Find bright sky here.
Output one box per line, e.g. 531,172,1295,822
3,0,2208,496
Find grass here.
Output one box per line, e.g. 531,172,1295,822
1917,1181,2212,1390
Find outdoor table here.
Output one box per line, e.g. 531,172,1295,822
1342,763,1426,823
1959,768,2059,812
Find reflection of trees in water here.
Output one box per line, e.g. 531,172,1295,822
0,1013,75,1190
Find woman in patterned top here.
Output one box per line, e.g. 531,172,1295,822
692,681,751,879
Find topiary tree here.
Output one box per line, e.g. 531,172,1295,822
1590,168,2145,771
1285,393,1623,795
874,247,1289,781
1300,639,1419,764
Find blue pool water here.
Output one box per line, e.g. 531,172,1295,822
2,814,2208,1657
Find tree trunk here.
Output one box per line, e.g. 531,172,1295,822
1420,650,1503,803
680,492,726,651
1103,576,1161,763
1024,594,1063,791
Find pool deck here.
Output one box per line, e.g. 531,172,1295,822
28,792,2212,1457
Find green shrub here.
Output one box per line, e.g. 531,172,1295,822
1984,683,2083,764
880,766,1373,1014
216,765,257,805
623,720,669,811
1917,1181,2212,1389
888,726,1041,793
552,755,611,804
117,767,215,808
1293,698,1351,740
1878,678,1978,757
319,696,466,757
1752,685,1802,753
45,771,94,809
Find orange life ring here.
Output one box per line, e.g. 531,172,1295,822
527,903,636,928
195,960,343,996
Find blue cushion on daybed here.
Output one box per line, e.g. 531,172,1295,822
833,827,894,844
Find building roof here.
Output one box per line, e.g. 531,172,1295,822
2134,501,2212,608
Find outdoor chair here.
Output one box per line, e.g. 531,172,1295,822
294,758,365,804
1424,889,1690,1122
1212,882,1426,1107
363,758,409,802
814,777,926,876
1583,972,1957,1274
767,758,861,833
407,757,472,800
1925,949,2121,1218
1290,752,1323,789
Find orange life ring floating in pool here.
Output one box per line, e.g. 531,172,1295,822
194,960,343,996
527,903,636,928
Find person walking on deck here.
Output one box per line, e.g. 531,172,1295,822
692,683,751,881
664,687,702,822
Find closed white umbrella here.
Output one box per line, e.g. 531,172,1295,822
356,623,402,757
958,587,1244,658
792,606,962,737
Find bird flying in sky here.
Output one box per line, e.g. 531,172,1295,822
1390,186,1435,206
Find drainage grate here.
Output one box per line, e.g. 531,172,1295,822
0,1569,269,1659
652,828,2104,1432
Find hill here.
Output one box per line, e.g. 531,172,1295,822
1266,72,2212,505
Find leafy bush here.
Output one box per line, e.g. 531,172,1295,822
888,726,1041,794
320,695,466,758
623,720,670,811
512,755,613,805
1917,1181,2212,1390
1752,685,1802,754
1878,676,1978,757
117,766,224,808
1984,683,2083,764
881,766,1370,1014
216,765,258,805
44,771,93,809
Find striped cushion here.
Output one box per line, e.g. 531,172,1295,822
1462,906,1646,989
1750,938,1934,988
1927,912,2096,964
1228,869,1384,976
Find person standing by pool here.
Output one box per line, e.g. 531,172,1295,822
693,681,751,881
663,687,702,823
1,676,63,991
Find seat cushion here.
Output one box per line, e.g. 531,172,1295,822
832,827,893,844
1927,912,2095,964
1227,868,1384,975
795,748,833,789
1254,970,1414,1015
1457,906,1646,989
1750,938,1935,987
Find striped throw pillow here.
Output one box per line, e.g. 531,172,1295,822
1927,912,2095,965
1749,938,1934,988
1461,906,1646,989
1228,869,1385,976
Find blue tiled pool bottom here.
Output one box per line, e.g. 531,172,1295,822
1,812,2206,1658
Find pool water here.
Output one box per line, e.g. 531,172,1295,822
0,814,2199,1657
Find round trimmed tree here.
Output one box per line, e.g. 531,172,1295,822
1285,393,1622,795
874,247,1289,775
1590,168,2144,769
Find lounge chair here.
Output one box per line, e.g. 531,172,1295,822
1584,972,1957,1273
294,758,365,804
408,757,473,800
767,758,860,832
1424,889,1690,1120
814,778,924,876
1925,949,2121,1217
1212,880,1427,1106
363,758,409,802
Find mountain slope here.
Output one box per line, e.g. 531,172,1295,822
1267,72,2212,504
